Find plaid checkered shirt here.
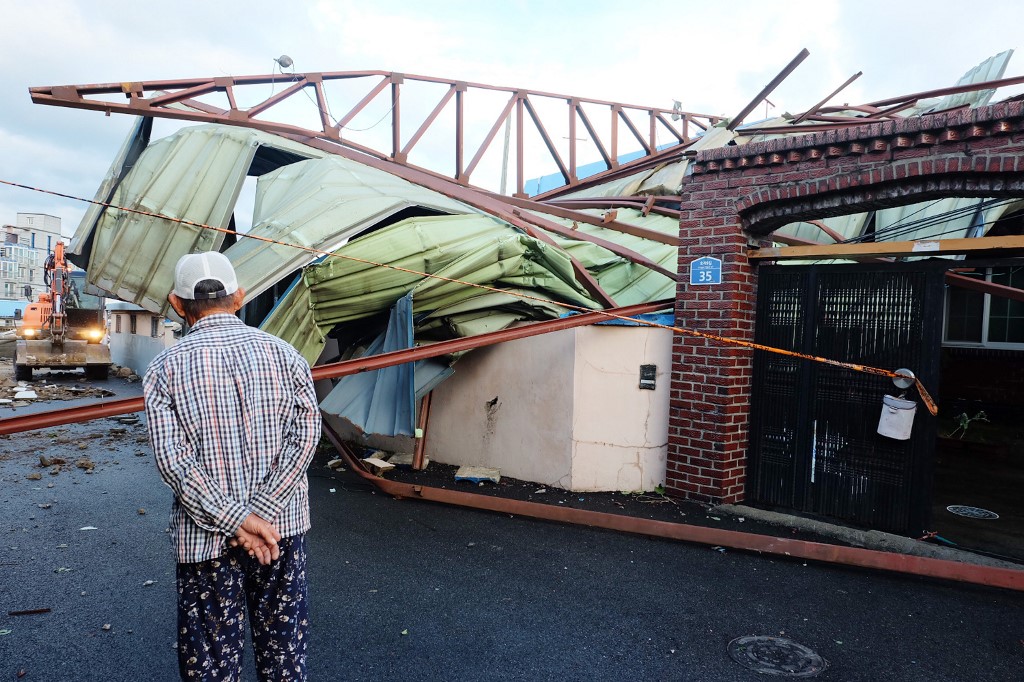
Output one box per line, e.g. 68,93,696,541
143,314,321,564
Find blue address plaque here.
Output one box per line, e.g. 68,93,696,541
689,256,722,286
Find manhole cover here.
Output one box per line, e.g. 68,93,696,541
727,636,827,677
946,505,999,519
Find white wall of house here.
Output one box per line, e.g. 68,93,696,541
425,323,671,492
107,304,178,374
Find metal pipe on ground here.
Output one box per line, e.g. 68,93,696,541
322,424,1024,593
0,300,673,436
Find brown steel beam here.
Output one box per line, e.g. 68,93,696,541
455,86,465,179
412,392,432,471
655,113,686,144
735,118,881,136
545,198,682,219
0,300,673,436
866,72,1024,109
511,209,676,281
463,93,518,182
334,75,391,131
568,98,578,183
33,70,715,200
748,235,1024,260
522,96,570,185
727,48,810,131
805,219,846,244
391,74,402,159
515,96,525,196
248,77,309,119
945,271,1024,302
576,103,612,170
493,194,680,245
401,84,457,160
325,427,1024,593
617,108,651,155
792,71,863,125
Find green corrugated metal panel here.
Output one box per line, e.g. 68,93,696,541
260,214,604,362
909,50,1012,116
82,125,323,314
876,198,981,243
226,155,473,301
531,208,678,304
258,276,322,361
635,126,737,195
777,214,870,244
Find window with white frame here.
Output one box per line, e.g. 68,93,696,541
150,317,159,337
944,266,1024,347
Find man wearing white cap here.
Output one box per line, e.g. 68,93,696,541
143,251,320,681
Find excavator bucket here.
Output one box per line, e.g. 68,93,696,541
14,339,112,381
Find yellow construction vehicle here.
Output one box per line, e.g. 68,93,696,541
14,241,111,381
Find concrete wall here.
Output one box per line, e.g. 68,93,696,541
569,325,670,491
426,324,671,492
108,309,177,374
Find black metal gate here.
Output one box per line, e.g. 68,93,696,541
748,263,943,534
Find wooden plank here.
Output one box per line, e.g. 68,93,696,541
747,235,1024,260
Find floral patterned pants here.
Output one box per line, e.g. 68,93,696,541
176,534,309,681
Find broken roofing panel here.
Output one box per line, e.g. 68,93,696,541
258,204,680,363
224,154,473,303
319,293,416,436
261,213,604,363
907,49,1013,116
75,125,324,313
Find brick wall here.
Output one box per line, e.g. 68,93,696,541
666,100,1024,503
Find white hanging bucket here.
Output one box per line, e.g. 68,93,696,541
877,395,917,440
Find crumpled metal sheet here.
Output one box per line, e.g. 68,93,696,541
261,213,602,363
225,155,473,303
75,125,324,314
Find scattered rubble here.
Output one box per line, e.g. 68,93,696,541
361,456,394,476
454,466,501,484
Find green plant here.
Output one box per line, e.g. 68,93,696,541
949,410,989,439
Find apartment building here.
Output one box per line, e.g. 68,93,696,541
0,212,64,301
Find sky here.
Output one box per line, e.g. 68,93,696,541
2,0,1024,237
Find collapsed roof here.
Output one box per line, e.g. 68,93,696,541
58,50,1024,436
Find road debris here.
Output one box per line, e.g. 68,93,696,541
361,456,394,476
8,608,52,617
79,526,98,531
455,466,500,484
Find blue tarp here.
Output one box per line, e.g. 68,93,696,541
319,294,416,435
318,294,456,437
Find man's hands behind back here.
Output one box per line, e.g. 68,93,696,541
231,514,282,565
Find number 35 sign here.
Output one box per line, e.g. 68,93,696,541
689,256,722,286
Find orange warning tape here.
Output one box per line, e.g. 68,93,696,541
0,178,938,415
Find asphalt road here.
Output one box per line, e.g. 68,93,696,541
1,368,1023,681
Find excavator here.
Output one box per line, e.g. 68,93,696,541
14,241,111,381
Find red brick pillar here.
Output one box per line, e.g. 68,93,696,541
666,194,757,504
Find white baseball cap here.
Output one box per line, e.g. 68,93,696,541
173,252,239,300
